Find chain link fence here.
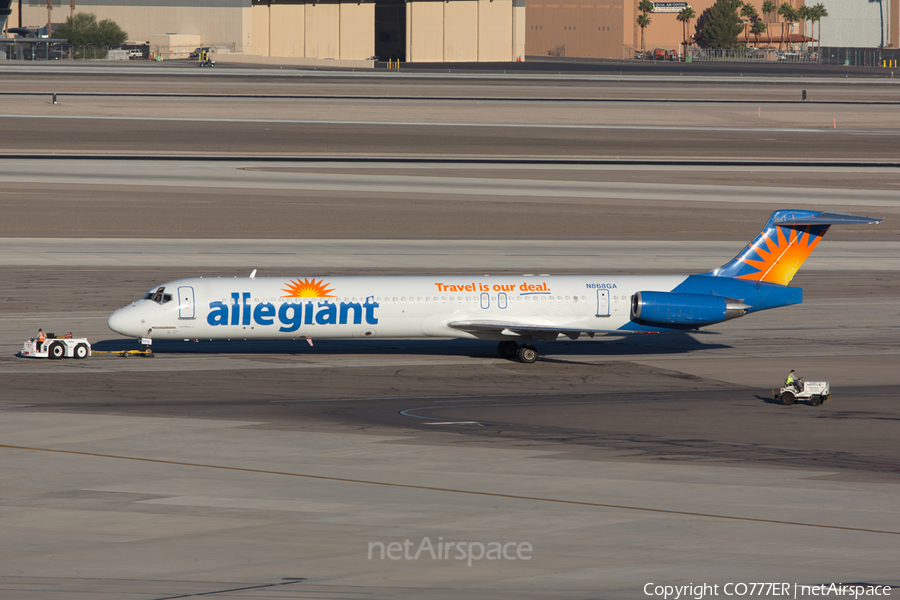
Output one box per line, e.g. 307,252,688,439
2,43,147,61
687,47,821,63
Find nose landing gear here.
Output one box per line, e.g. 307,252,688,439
497,341,539,363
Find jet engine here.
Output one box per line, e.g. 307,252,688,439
631,291,749,327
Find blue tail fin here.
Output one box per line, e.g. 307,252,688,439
709,210,882,286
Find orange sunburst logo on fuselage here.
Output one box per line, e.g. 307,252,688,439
281,278,336,298
736,225,821,286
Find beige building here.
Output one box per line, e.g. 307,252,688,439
526,0,899,59
4,0,524,61
251,0,374,59
407,0,525,62
525,0,625,60
526,0,712,59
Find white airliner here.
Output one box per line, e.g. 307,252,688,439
108,210,882,363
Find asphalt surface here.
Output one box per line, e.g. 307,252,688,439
1,161,898,239
0,64,897,600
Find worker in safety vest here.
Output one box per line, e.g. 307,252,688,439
786,369,802,392
37,328,45,351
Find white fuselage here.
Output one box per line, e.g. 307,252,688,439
107,274,688,342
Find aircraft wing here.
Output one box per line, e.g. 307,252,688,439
447,320,659,341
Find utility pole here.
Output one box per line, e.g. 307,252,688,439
69,0,74,58
46,0,51,36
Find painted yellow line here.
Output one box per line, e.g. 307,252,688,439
1,444,897,536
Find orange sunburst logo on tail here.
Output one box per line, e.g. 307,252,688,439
281,278,336,298
736,226,821,286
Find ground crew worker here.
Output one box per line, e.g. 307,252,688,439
37,328,45,351
786,369,801,392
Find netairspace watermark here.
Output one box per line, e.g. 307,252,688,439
368,537,532,567
644,583,892,600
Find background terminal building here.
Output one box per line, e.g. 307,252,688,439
2,0,896,61
525,0,898,60
3,0,525,61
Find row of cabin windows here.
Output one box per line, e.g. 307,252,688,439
221,295,601,305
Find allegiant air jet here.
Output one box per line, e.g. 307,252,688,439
108,210,882,363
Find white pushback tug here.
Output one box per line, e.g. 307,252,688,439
22,334,92,359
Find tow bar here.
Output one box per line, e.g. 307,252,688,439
91,349,155,357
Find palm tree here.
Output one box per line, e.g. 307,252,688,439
751,19,767,47
787,5,800,50
812,3,827,50
740,3,758,43
761,1,776,49
797,4,810,53
637,0,654,56
762,0,776,34
638,13,651,54
677,6,697,47
777,3,797,50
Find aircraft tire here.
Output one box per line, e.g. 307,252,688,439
74,344,88,359
517,346,538,364
780,391,796,406
498,341,519,359
48,342,65,360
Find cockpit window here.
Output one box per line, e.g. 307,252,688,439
142,287,172,305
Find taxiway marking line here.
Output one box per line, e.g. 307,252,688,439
2,443,897,536
0,113,884,134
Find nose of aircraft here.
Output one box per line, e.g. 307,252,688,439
108,303,150,337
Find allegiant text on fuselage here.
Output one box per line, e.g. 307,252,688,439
207,293,379,332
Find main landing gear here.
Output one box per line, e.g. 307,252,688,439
497,341,538,364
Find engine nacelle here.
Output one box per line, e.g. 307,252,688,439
631,291,748,327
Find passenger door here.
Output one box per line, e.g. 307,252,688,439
595,289,609,317
178,286,195,319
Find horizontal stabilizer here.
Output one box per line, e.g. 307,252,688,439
771,211,883,227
